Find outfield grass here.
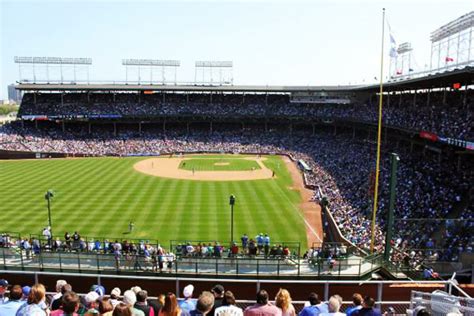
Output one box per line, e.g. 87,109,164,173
0,155,308,247
179,157,261,171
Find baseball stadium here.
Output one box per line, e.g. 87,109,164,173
0,2,473,315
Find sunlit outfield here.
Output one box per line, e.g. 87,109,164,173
0,155,308,247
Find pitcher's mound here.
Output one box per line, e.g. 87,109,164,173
134,156,273,181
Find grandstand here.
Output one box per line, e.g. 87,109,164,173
1,62,473,316
1,66,472,272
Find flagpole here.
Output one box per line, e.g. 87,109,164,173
370,8,385,254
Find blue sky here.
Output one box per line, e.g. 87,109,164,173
0,0,472,99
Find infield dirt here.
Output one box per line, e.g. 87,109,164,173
134,156,273,181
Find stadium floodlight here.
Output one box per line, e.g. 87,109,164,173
122,59,180,66
397,42,413,54
14,56,92,65
122,59,181,84
14,56,92,83
195,60,233,85
429,11,474,71
195,61,233,68
430,11,474,42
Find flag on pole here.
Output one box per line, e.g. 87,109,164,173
396,70,402,75
445,57,454,62
409,68,414,72
387,21,398,58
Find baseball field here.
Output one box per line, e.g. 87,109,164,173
0,154,318,247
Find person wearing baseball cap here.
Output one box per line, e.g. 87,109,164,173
84,291,100,315
209,284,224,316
0,279,9,304
110,287,122,307
21,286,31,301
15,283,49,316
179,284,197,313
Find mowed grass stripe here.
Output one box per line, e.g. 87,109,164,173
155,179,181,240
174,180,193,240
63,160,124,236
2,160,92,232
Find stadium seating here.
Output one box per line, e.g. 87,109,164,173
1,89,472,268
15,90,473,140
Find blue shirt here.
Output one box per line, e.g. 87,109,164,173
264,236,270,246
346,305,362,316
299,305,321,316
15,302,47,316
0,299,23,316
179,298,197,313
316,303,328,314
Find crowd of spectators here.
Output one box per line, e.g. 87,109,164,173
1,89,473,267
0,278,411,316
16,89,473,140
1,230,301,273
0,121,472,266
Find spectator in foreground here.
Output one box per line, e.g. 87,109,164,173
50,291,80,316
179,284,197,313
84,291,100,315
214,291,242,316
190,291,215,316
244,290,282,316
99,297,115,316
320,295,345,316
135,290,155,316
114,302,133,316
21,286,31,301
209,284,225,316
0,284,23,316
123,290,145,316
0,279,9,304
51,283,72,310
149,294,164,316
275,289,296,316
110,287,122,307
53,280,67,301
353,296,381,316
15,283,49,316
159,292,182,316
299,293,328,316
345,294,363,316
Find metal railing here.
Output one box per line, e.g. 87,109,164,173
1,269,467,315
0,246,385,278
409,290,474,315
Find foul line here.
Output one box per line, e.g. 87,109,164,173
272,169,323,243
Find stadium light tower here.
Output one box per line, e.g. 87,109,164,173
122,59,180,85
429,11,474,72
229,195,236,244
393,42,414,77
14,56,92,84
195,61,233,85
44,190,54,238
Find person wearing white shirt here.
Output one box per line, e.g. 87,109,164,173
320,295,345,316
215,291,243,316
52,280,67,301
